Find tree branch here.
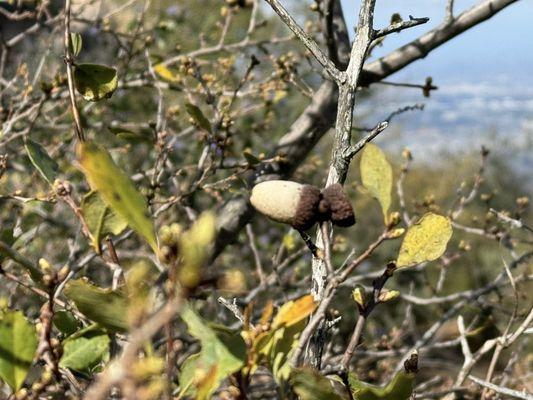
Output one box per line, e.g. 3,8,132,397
374,15,429,39
264,0,343,83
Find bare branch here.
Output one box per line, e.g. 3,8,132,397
468,376,533,400
264,0,343,83
374,15,430,39
63,0,85,142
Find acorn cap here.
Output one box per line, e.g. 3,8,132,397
250,180,321,230
321,183,355,227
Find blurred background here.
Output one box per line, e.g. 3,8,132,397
343,0,533,179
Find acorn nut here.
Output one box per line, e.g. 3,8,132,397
250,180,355,230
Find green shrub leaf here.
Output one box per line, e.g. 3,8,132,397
360,143,392,222
25,139,59,185
64,279,129,333
396,212,452,268
70,33,83,57
60,329,109,373
53,310,80,336
291,368,344,400
349,371,415,400
74,63,117,101
185,103,212,133
179,304,246,400
77,142,158,254
0,310,38,391
81,191,128,253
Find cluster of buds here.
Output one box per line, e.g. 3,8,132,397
178,56,196,76
250,180,355,231
158,223,183,264
274,53,298,81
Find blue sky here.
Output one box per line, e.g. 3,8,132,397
340,0,533,83
337,1,532,174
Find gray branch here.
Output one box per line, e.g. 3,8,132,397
264,0,344,83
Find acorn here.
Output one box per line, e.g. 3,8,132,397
250,180,355,230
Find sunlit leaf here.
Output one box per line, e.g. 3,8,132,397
154,64,180,82
291,368,344,400
272,295,317,329
349,370,415,400
254,295,317,386
77,142,158,253
70,33,83,57
81,191,128,253
0,310,37,391
25,139,59,185
352,286,366,308
178,212,215,288
179,304,246,400
396,212,452,268
185,103,212,133
60,329,109,374
74,63,118,101
64,279,129,333
360,143,393,222
378,290,400,303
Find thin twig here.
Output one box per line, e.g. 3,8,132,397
264,0,343,83
374,16,429,38
468,376,533,400
63,0,85,142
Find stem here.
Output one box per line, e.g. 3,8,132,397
64,0,85,142
341,314,366,370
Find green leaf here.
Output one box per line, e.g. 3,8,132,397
291,368,344,400
185,103,212,133
108,126,153,144
70,33,83,57
64,279,129,333
74,63,118,101
348,371,415,400
53,310,80,336
255,296,317,387
81,191,128,253
178,212,215,288
25,139,59,185
60,330,109,373
0,310,38,391
396,212,453,268
179,304,246,400
360,143,392,222
77,142,158,254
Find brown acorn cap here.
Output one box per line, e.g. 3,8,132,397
321,183,355,227
292,184,321,230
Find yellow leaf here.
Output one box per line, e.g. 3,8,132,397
272,295,317,329
360,143,392,223
396,213,452,268
178,212,216,288
352,286,365,307
154,64,179,82
77,142,158,253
